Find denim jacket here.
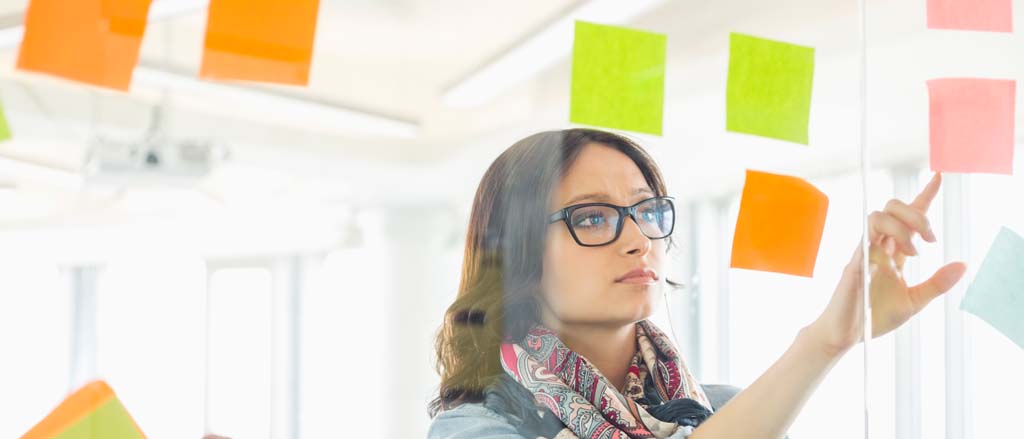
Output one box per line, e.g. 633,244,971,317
427,384,749,439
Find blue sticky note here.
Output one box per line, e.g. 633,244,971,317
960,227,1024,350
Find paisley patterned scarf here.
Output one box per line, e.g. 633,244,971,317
499,320,713,439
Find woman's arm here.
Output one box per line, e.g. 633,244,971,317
690,173,965,439
688,322,843,438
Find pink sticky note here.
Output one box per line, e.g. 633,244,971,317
927,78,1015,175
927,0,1012,32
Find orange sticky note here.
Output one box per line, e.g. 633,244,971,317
927,78,1016,175
200,0,320,85
927,0,1012,33
17,0,152,91
731,170,829,277
21,380,146,439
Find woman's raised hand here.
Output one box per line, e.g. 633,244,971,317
809,173,967,355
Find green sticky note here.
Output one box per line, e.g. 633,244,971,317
0,101,11,142
960,227,1024,350
570,21,666,136
727,32,815,145
59,398,144,439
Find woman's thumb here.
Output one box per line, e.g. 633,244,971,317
910,262,967,309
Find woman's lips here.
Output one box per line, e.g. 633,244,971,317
616,268,658,284
617,275,657,284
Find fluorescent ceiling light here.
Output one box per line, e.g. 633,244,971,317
134,64,420,138
442,0,667,108
0,0,209,50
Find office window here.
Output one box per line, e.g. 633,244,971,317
96,254,206,438
0,256,70,438
207,267,274,439
300,247,392,438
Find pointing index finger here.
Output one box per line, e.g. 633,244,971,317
910,173,942,212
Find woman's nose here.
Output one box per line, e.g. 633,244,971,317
620,215,652,255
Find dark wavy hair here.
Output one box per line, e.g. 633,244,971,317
428,128,675,417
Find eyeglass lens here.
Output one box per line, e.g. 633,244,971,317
568,198,674,245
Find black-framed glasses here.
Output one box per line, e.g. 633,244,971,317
548,196,675,247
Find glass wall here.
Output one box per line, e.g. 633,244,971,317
1,1,1021,438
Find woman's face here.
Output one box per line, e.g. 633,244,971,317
539,143,666,328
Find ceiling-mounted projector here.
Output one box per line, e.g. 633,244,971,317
83,135,228,186
82,102,229,187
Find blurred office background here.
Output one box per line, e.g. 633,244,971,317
0,0,1022,438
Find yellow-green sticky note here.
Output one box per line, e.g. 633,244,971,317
21,380,147,439
0,101,11,142
570,21,666,136
727,32,815,145
960,227,1024,350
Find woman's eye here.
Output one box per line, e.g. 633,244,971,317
639,208,659,223
573,213,606,228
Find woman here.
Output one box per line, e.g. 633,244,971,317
427,128,965,438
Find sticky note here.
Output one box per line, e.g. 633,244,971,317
201,0,321,85
961,227,1024,350
21,380,146,439
731,170,829,277
17,0,153,91
927,78,1015,175
570,21,667,136
928,0,1012,32
0,101,12,142
726,33,815,145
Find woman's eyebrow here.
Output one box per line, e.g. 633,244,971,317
563,187,654,206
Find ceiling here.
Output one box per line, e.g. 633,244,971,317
0,0,1020,254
